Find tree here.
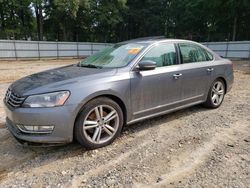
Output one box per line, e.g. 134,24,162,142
0,0,34,39
86,0,127,42
0,0,250,42
43,0,89,41
122,0,166,40
225,0,250,41
32,0,44,40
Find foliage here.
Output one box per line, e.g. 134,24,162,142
0,0,249,42
0,0,34,39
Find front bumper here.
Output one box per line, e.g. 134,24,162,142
4,102,76,144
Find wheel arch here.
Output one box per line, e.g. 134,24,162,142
216,76,227,93
96,94,127,125
73,93,127,130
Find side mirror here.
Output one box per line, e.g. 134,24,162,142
137,60,156,71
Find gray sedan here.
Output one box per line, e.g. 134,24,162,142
4,38,234,149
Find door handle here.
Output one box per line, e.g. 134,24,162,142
173,73,182,79
207,68,214,72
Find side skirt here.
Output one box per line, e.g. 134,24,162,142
126,100,204,125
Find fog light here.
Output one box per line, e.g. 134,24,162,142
17,125,54,134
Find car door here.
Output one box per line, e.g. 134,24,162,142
177,43,214,104
130,42,183,119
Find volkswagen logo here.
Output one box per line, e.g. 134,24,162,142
5,90,11,102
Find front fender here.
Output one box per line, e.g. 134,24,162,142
68,77,131,125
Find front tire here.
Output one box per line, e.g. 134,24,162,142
203,79,225,108
74,97,124,149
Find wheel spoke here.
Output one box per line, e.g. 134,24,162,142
212,94,217,102
92,127,100,141
103,127,113,136
96,127,102,143
95,107,101,120
215,95,219,103
218,90,224,95
84,120,98,125
84,124,98,130
104,110,117,122
99,105,103,118
84,120,98,130
216,82,221,90
218,94,223,102
107,114,117,122
212,87,217,93
105,124,115,132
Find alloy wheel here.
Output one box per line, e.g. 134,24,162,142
82,105,119,144
211,81,225,106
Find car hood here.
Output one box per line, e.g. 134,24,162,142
10,64,117,96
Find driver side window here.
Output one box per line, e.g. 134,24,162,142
141,43,177,67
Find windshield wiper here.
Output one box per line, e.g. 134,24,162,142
78,63,102,69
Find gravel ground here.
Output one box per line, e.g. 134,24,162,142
0,59,249,188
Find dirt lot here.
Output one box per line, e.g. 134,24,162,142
0,59,249,188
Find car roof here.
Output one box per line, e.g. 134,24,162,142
117,37,221,60
120,37,196,45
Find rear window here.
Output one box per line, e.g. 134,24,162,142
204,50,214,61
179,43,213,63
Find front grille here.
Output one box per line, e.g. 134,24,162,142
5,88,25,108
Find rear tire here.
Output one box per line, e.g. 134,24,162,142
74,97,123,149
203,79,225,108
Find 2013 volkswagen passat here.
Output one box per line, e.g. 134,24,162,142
4,39,233,149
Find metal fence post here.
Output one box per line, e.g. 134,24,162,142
225,41,229,58
13,40,17,60
56,42,59,59
91,43,93,55
37,41,40,60
249,44,250,59
77,42,79,58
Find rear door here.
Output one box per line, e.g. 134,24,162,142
177,43,214,103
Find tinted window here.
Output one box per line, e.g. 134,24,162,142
205,50,214,61
179,43,208,63
141,43,177,67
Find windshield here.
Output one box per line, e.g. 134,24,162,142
79,43,146,68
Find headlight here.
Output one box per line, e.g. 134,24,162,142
22,91,70,108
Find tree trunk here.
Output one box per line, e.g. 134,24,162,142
0,6,5,31
60,22,67,41
35,3,43,41
232,16,238,41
